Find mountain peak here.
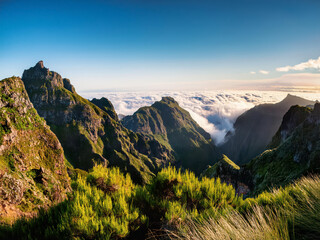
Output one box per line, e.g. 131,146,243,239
35,60,45,69
283,94,300,101
278,94,314,107
22,61,72,92
313,102,320,114
161,96,177,104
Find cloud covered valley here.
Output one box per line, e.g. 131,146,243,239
81,90,319,145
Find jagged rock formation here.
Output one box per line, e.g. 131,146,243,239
201,155,252,196
0,77,70,223
246,103,320,194
90,97,118,121
122,97,221,174
220,94,315,165
22,61,175,184
268,105,312,148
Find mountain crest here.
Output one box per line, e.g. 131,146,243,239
280,94,311,105
22,61,75,93
313,102,320,115
35,60,44,68
161,96,176,104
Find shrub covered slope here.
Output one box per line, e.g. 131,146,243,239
0,77,70,224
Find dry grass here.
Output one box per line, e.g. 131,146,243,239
167,206,289,240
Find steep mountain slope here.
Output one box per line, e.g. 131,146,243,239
247,103,320,194
22,61,175,184
0,77,70,223
220,94,315,165
122,97,220,174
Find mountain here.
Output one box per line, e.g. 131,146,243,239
122,97,221,174
21,61,175,184
246,103,320,194
0,77,70,223
219,94,315,165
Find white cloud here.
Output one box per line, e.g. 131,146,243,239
259,70,269,75
250,71,256,74
276,56,320,72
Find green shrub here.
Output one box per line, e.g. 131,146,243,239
134,166,244,225
168,175,320,240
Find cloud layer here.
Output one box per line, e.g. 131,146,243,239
277,56,320,72
81,91,319,145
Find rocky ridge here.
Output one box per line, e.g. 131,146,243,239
22,61,175,184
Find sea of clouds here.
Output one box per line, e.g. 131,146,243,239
80,90,319,145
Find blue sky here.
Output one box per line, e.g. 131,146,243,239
1,0,320,91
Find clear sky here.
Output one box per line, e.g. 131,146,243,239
1,0,320,91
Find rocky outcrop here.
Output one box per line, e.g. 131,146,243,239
269,105,312,148
22,62,175,184
220,94,315,165
0,77,70,223
201,155,252,196
91,97,118,121
122,97,221,174
62,78,75,93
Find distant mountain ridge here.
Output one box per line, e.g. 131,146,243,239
219,94,315,165
246,102,320,194
122,97,221,174
21,61,175,184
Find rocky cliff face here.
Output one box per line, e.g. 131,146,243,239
22,61,175,184
246,103,320,194
269,105,312,148
0,77,70,223
220,94,315,165
122,97,221,174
